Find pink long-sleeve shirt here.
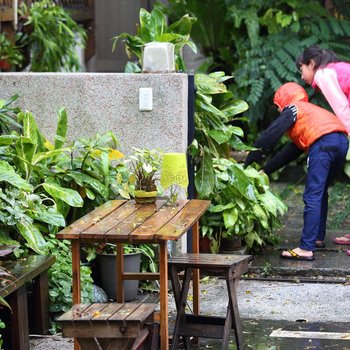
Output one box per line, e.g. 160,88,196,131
312,62,350,134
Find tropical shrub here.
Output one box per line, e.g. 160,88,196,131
200,159,286,252
0,95,133,321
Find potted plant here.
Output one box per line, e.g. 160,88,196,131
92,243,157,301
0,33,24,71
128,148,163,204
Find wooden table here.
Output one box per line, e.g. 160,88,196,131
56,199,210,350
0,255,55,350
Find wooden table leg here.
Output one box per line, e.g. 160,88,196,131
8,285,29,350
116,243,124,302
159,241,169,350
227,276,244,349
32,271,49,334
192,220,200,315
71,240,81,350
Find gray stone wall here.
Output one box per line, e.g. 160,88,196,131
0,73,189,155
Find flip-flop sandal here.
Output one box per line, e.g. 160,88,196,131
315,241,325,248
333,237,350,245
347,250,350,256
344,234,350,240
280,249,315,261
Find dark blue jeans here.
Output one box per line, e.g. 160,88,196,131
301,132,349,251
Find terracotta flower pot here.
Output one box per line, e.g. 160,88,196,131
0,59,12,70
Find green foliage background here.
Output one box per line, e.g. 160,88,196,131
162,0,350,139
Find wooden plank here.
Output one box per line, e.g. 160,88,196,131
0,7,13,22
8,285,29,350
32,271,50,334
72,241,81,305
57,304,91,322
125,303,156,322
130,200,188,241
64,321,141,339
159,241,169,350
80,201,141,239
155,200,210,241
169,253,251,269
94,303,124,321
78,303,107,321
56,200,126,239
103,202,167,241
108,303,140,321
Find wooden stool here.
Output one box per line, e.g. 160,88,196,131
57,302,158,350
169,253,251,350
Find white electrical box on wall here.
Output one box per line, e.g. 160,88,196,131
139,88,153,111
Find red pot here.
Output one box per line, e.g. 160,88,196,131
0,59,12,70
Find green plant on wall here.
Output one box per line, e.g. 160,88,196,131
0,33,24,70
112,5,197,73
17,0,87,72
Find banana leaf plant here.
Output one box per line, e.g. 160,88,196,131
112,6,197,72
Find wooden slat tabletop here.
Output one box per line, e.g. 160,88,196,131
57,200,126,239
56,199,210,243
57,303,156,323
155,200,210,240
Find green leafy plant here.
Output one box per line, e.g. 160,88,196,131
0,104,132,225
164,0,350,138
127,147,163,194
189,71,250,197
112,6,197,72
0,183,65,255
200,159,287,252
46,233,93,333
0,94,22,134
0,95,134,319
18,0,87,72
0,33,24,69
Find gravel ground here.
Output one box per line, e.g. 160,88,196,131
29,278,350,349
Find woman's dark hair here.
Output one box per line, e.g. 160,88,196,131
295,45,338,69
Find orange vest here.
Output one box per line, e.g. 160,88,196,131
287,101,347,151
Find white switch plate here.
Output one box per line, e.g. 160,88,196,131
139,88,153,111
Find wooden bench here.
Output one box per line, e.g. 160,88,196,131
0,254,55,350
57,302,159,350
169,253,251,350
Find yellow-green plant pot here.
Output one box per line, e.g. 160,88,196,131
134,190,158,204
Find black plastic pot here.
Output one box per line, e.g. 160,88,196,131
97,252,141,301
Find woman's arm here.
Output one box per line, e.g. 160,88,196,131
314,68,350,134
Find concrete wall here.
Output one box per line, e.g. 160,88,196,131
0,73,189,155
